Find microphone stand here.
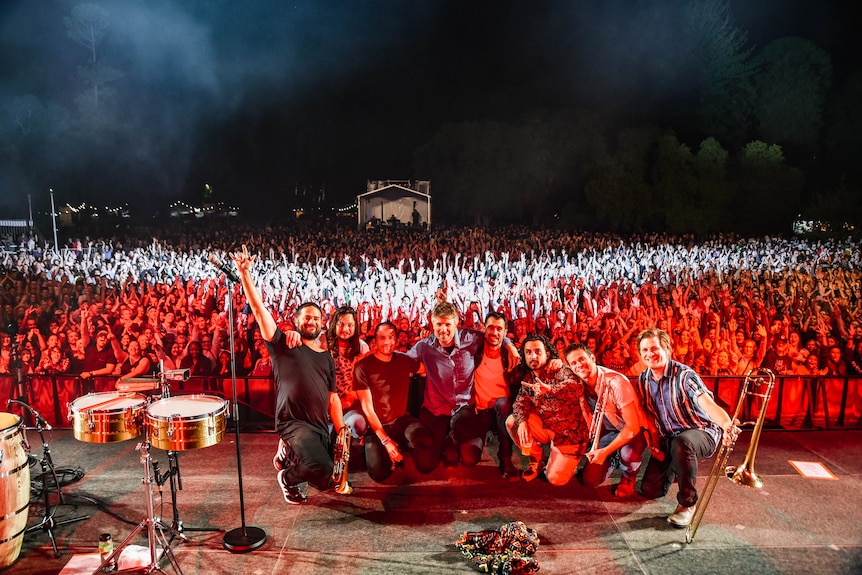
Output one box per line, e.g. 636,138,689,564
219,271,267,552
14,400,89,557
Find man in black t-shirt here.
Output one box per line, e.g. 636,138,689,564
354,322,435,482
232,246,345,504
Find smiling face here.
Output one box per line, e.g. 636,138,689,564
432,313,458,348
639,335,670,374
483,317,506,349
296,305,323,341
335,313,356,342
375,324,397,358
565,347,596,382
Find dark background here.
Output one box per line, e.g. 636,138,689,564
0,0,858,233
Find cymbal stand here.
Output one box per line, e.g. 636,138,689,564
94,442,184,575
15,400,89,557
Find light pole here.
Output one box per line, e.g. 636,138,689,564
49,189,59,251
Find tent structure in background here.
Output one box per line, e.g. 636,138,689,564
357,180,431,230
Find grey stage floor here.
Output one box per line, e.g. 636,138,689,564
3,428,861,575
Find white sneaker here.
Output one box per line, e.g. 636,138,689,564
667,504,696,527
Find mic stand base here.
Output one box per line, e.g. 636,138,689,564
222,526,267,553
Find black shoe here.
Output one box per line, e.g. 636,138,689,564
501,465,520,481
277,470,307,505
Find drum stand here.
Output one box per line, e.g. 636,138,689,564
94,442,185,575
15,402,89,557
151,450,222,537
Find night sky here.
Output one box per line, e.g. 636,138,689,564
0,0,856,218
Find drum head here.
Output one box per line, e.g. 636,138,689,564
0,412,20,432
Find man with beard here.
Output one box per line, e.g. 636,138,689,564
506,335,589,485
470,312,520,479
231,246,345,505
564,343,647,497
634,328,738,527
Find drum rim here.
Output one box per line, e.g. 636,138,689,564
146,395,228,420
0,413,22,438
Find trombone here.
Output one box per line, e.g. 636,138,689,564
685,367,775,544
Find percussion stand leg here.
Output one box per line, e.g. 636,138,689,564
24,419,89,557
162,451,222,536
95,443,181,575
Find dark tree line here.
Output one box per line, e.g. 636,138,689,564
1,1,860,235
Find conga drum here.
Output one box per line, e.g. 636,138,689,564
0,413,30,568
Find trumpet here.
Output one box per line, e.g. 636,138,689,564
685,367,775,544
332,425,353,495
587,383,611,454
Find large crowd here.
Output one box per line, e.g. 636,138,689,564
1,221,861,380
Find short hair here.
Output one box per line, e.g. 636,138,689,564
563,342,593,360
484,311,507,326
295,302,322,319
636,328,672,354
374,321,397,338
519,334,559,369
432,302,459,320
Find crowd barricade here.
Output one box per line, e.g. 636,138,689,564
0,374,859,432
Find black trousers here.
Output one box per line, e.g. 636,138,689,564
364,414,436,482
640,429,716,507
280,423,334,491
419,405,485,469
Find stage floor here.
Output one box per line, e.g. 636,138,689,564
5,428,862,575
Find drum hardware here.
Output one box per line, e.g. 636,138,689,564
150,450,223,538
94,441,185,575
7,400,89,558
145,364,222,538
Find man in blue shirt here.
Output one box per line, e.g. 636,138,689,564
407,302,518,470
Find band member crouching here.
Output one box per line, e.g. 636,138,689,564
505,335,589,485
354,322,436,482
634,328,739,527
564,343,647,497
232,246,345,505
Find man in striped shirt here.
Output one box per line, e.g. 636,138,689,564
634,328,739,527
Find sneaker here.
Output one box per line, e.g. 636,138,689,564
521,460,540,482
615,475,637,498
277,470,307,505
667,504,696,527
272,438,288,471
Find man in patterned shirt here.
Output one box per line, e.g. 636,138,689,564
505,335,589,485
634,328,739,527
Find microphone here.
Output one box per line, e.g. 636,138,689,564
7,399,52,431
208,254,241,283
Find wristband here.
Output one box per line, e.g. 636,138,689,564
381,437,392,446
